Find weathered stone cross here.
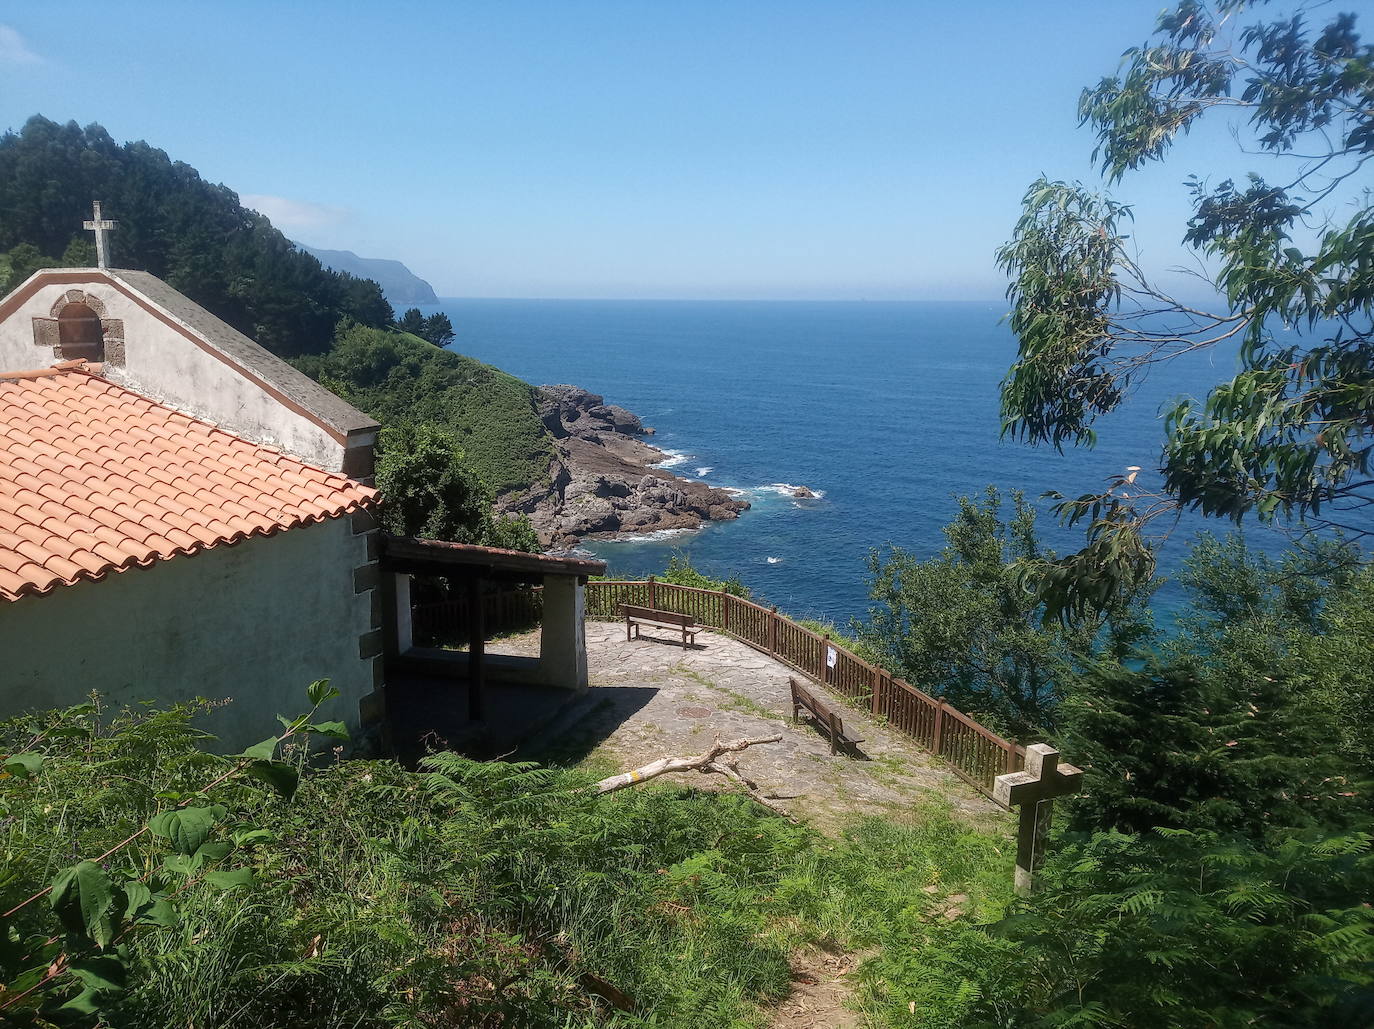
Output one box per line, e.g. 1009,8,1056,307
83,200,118,269
993,743,1083,894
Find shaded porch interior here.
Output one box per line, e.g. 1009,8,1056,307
374,536,606,763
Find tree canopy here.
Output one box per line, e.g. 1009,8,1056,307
0,117,392,357
395,308,456,347
857,489,1150,736
997,1,1373,617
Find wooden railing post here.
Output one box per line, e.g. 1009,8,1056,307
647,575,657,610
721,590,730,634
1006,738,1018,774
822,635,831,685
932,697,946,757
770,606,779,656
870,668,881,715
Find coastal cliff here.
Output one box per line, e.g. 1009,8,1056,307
499,385,749,548
297,244,439,306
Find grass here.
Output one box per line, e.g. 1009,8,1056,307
1,695,1013,1028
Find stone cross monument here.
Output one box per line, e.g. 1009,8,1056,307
993,743,1083,894
83,201,118,270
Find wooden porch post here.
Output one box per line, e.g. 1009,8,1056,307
467,575,485,722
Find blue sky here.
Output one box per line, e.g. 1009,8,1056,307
1,2,1257,300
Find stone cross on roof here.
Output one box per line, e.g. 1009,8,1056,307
82,201,118,270
993,743,1083,894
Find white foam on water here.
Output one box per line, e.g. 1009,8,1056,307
651,449,691,468
694,466,714,477
755,482,826,499
766,556,783,564
606,526,698,544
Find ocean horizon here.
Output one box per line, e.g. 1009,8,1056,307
425,296,1321,628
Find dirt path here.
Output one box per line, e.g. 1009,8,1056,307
769,947,869,1028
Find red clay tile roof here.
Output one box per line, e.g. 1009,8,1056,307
0,361,378,602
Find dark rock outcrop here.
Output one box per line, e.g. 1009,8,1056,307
539,385,646,438
501,386,749,548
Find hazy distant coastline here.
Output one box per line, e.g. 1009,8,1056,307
297,244,438,306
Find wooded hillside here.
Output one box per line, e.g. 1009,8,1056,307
0,116,391,357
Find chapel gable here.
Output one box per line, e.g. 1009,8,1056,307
0,267,377,477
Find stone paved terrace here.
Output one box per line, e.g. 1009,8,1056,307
497,622,1006,831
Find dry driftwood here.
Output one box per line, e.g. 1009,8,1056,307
593,734,790,817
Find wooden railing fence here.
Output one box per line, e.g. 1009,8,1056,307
411,586,543,648
585,579,1026,803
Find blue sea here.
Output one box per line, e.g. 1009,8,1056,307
425,298,1322,628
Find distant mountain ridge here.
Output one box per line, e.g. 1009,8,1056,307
297,245,438,306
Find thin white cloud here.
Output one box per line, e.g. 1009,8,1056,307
0,25,43,66
241,193,348,231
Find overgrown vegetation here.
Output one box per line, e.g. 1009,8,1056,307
851,504,1374,1021
300,324,557,501
0,692,1008,1028
376,422,540,550
656,551,752,598
855,488,1150,736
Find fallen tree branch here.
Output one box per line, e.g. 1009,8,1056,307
704,758,793,818
593,735,788,816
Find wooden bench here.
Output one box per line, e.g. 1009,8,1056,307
620,604,698,649
790,677,864,755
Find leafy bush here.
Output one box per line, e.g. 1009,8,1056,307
376,422,539,550
856,488,1151,736
892,529,1374,1027
0,691,1010,1027
657,550,752,598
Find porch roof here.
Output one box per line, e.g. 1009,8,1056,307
379,535,606,583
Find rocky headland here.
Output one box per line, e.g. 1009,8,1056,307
499,385,749,548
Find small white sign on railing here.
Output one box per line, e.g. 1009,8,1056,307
826,646,837,669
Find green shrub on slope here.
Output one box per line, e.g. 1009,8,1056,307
299,324,556,498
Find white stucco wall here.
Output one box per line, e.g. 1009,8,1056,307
0,518,374,752
0,279,345,470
